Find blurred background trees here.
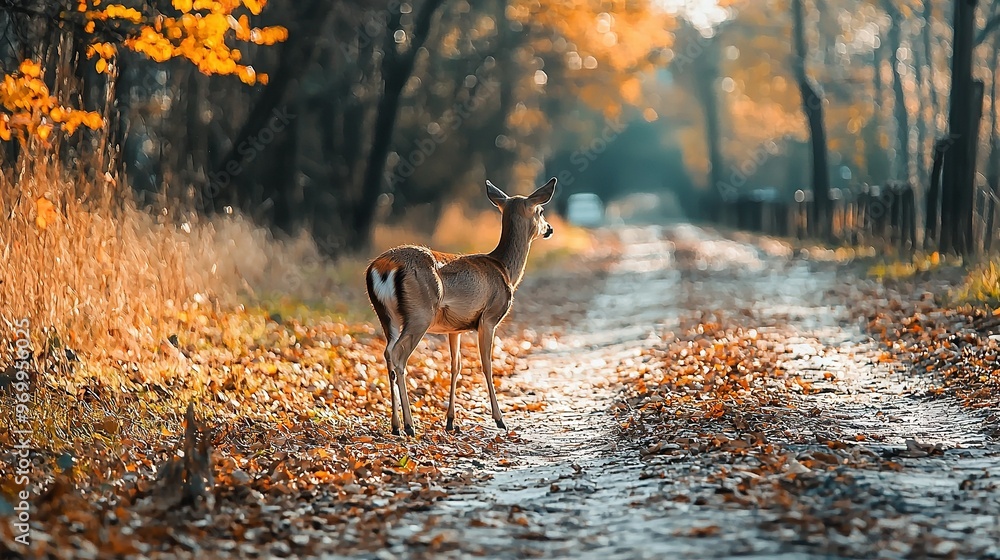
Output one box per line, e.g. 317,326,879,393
5,0,1000,256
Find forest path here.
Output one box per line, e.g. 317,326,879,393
364,226,1000,560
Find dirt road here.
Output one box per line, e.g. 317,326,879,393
370,226,1000,559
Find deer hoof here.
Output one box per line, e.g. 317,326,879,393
404,425,416,437
495,419,507,430
391,426,401,436
446,418,456,432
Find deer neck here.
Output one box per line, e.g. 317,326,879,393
489,221,533,290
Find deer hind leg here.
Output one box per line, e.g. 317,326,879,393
477,321,506,430
368,282,402,435
446,332,462,432
388,318,432,437
383,324,401,436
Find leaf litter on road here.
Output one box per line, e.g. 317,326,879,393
0,236,621,558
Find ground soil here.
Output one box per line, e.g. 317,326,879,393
366,226,1000,560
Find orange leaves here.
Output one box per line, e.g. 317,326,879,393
627,313,791,421
19,59,42,79
241,0,265,15
35,196,57,230
0,59,104,144
125,26,174,62
86,42,118,74
100,4,144,23
251,25,289,46
510,0,674,115
75,0,286,84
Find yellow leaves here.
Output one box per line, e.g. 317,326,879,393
78,0,283,83
232,14,251,40
125,27,174,62
37,123,53,141
87,42,117,60
251,26,288,46
237,66,257,85
242,0,264,15
20,59,42,78
0,59,104,144
511,0,674,115
103,4,144,23
36,196,57,230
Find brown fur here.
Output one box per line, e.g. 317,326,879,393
365,178,556,435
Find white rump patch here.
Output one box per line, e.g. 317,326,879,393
370,268,396,305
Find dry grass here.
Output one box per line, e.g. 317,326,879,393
1,156,595,357
0,157,366,371
0,155,602,558
956,259,1000,305
1,159,193,366
1,153,596,399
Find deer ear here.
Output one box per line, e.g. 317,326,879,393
527,177,557,206
486,180,509,209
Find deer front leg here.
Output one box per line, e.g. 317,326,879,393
446,332,462,432
477,322,506,430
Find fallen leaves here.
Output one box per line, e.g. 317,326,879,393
619,310,796,432
0,234,621,558
614,293,922,556
0,305,535,558
860,277,1000,415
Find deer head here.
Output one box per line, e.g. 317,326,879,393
486,177,556,241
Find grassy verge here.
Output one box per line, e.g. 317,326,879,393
860,259,1000,419
0,156,599,557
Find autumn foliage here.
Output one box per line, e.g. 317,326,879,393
0,0,285,144
83,0,288,84
0,60,103,142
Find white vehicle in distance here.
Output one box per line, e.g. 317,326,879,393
565,192,604,228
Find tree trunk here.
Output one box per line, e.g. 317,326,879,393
885,1,912,186
347,0,447,253
864,43,891,189
912,21,929,203
986,39,1000,252
207,0,333,214
693,36,726,220
922,1,940,134
925,138,947,248
940,0,980,255
791,0,831,239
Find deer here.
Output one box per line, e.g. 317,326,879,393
365,177,557,436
